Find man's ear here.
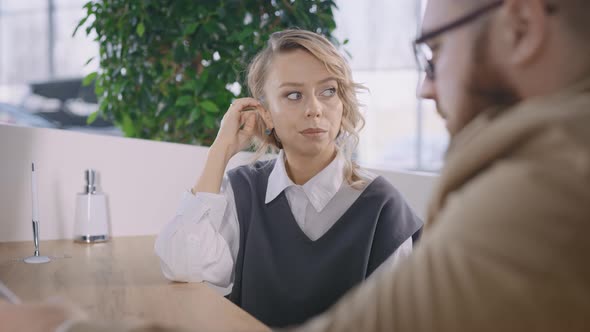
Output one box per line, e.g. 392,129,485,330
499,0,549,66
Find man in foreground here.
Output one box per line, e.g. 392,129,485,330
283,0,590,330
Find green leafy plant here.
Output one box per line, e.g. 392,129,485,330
76,0,343,145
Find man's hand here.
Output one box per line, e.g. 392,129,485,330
0,298,86,332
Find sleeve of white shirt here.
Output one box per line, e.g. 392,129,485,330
371,237,413,277
154,175,240,295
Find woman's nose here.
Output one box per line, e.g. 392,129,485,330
305,96,322,118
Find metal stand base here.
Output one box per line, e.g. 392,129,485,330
24,255,51,264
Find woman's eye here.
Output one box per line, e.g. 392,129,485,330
321,87,337,97
287,92,302,100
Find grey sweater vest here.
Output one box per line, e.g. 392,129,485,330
227,159,422,327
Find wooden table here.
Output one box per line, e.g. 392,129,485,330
0,236,269,332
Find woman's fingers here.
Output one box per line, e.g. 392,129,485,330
229,98,260,115
213,97,264,155
240,111,258,133
223,98,260,130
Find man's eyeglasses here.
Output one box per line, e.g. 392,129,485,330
413,0,558,81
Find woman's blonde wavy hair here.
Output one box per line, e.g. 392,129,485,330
247,29,367,188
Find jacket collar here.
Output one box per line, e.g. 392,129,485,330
427,76,590,228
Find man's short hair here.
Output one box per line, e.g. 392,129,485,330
464,0,590,36
559,0,590,38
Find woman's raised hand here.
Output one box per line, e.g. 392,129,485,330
193,98,266,195
212,97,264,159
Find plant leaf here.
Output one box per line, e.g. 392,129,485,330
184,22,199,35
136,22,145,37
204,116,216,129
73,16,88,37
122,114,136,137
86,111,99,125
190,107,201,120
82,72,97,86
199,100,219,114
175,95,193,106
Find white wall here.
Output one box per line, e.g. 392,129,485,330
369,167,436,221
0,124,436,242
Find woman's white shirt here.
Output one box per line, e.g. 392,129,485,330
154,151,412,295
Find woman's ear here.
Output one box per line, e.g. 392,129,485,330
257,103,274,130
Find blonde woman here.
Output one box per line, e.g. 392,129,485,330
155,29,422,327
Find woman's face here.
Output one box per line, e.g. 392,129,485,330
262,49,343,158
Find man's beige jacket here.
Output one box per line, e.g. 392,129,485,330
286,79,590,332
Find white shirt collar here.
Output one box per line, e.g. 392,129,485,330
265,150,346,213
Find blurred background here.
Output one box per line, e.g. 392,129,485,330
0,0,446,172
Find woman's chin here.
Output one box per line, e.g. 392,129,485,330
286,141,336,159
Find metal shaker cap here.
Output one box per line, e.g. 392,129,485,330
85,169,96,194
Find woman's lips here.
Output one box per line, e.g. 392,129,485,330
300,128,327,136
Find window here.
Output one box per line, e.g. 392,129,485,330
0,0,98,85
0,0,447,172
334,0,447,172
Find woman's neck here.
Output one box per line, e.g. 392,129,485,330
283,146,337,185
